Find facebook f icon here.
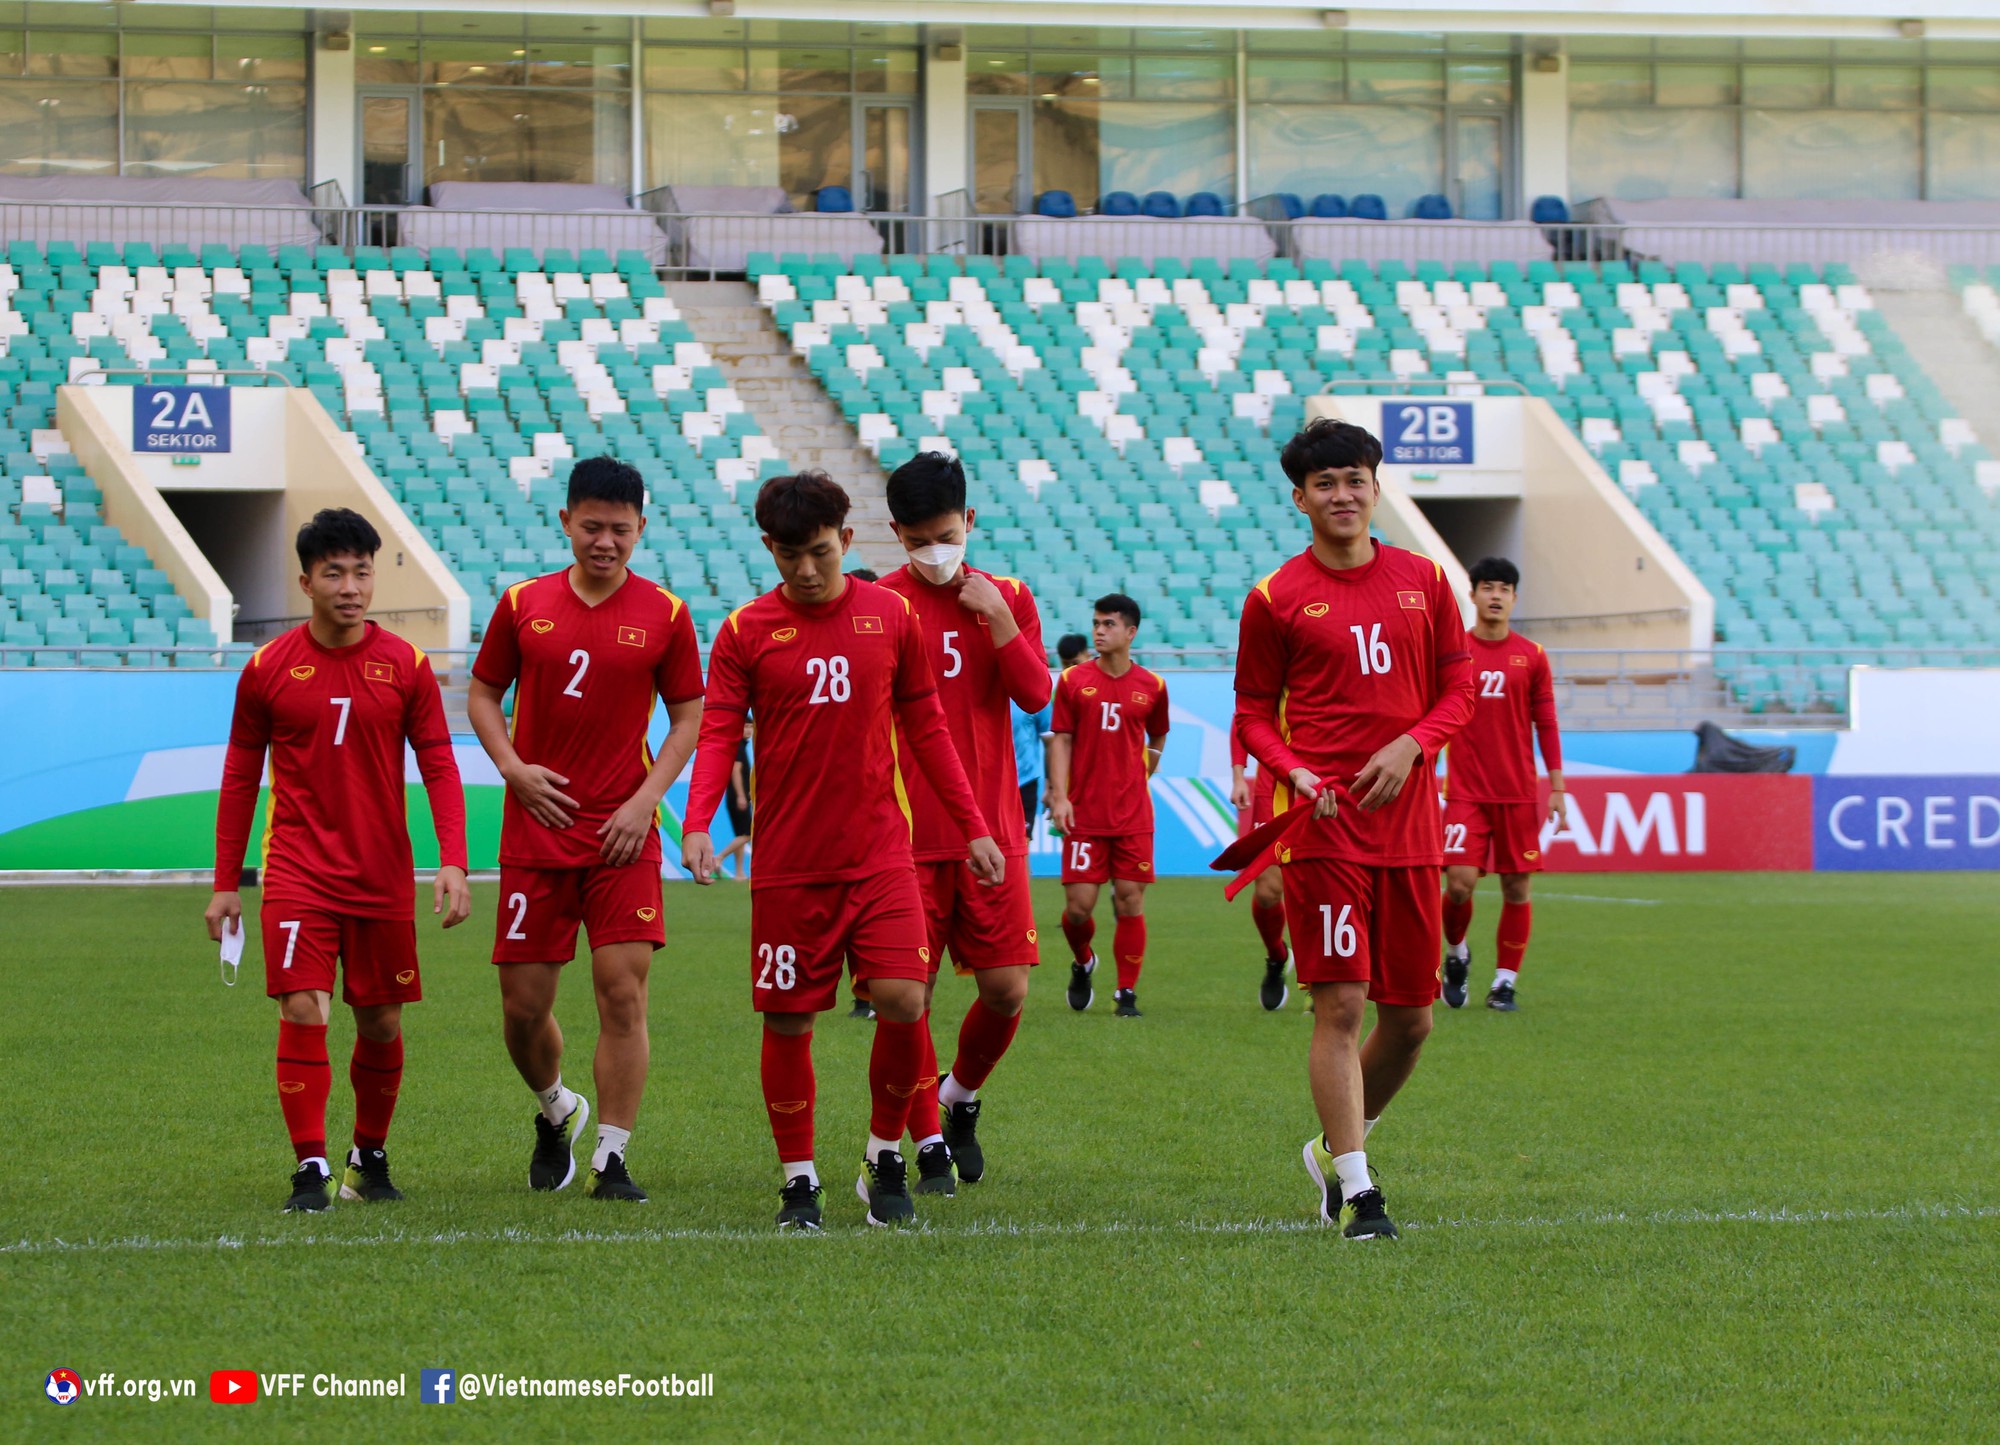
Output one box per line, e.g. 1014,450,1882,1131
421,1369,455,1404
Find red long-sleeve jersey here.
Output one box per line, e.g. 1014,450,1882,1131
1052,658,1170,836
877,563,1048,861
214,621,467,918
1445,630,1563,803
685,577,990,888
1233,544,1474,867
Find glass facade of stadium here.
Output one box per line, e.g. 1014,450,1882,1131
2,7,1999,219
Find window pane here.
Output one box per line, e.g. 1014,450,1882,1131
1569,107,1738,200
1033,52,1128,101
1446,60,1510,106
853,46,916,94
123,80,307,179
426,42,526,87
122,33,211,81
1569,63,1650,107
773,46,847,92
219,35,307,83
967,50,1028,97
1346,58,1443,104
1927,112,2000,199
1133,53,1231,101
1655,64,1736,106
643,18,748,43
1743,109,1918,199
0,76,115,172
1834,65,1919,109
774,91,850,208
1033,99,1097,209
1248,56,1343,104
419,12,521,40
355,38,418,84
1929,68,2000,109
646,90,780,188
423,87,630,188
27,30,115,77
0,31,21,74
526,43,629,89
1139,29,1230,50
1742,64,1830,107
1248,103,1444,215
645,45,743,91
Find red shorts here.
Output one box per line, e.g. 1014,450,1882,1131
916,858,1041,973
1238,771,1278,834
261,905,420,1006
491,860,666,965
751,866,930,1014
1443,799,1546,875
1282,858,1441,1007
1060,833,1153,884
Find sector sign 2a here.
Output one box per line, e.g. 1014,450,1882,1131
134,383,231,453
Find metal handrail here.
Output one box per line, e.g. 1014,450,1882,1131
67,367,293,387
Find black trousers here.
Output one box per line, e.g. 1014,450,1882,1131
1019,780,1039,841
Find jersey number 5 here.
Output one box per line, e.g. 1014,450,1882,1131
1479,669,1506,697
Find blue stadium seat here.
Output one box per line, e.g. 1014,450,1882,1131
1099,191,1140,217
1308,193,1348,219
1140,191,1181,219
1272,193,1305,219
1411,194,1453,220
1183,192,1226,218
815,185,854,214
1349,194,1388,220
1036,190,1077,218
1530,195,1571,224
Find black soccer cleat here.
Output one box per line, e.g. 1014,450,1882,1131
282,1160,335,1213
339,1147,404,1203
1067,955,1096,1012
848,998,876,1021
529,1094,589,1192
1114,988,1142,1018
914,1141,957,1196
1442,948,1470,1009
1486,980,1518,1012
776,1174,824,1231
941,1099,984,1183
1260,951,1290,1011
855,1148,915,1226
1339,1187,1401,1241
585,1152,649,1202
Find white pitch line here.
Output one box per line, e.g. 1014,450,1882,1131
5,1203,1994,1258
1533,891,1663,906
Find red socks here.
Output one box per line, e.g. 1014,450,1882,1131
1060,912,1095,965
1252,897,1287,961
868,1017,924,1142
1497,901,1532,974
908,1012,941,1143
760,1027,816,1163
275,1019,330,1163
949,998,1021,1092
1113,915,1147,991
350,1032,403,1152
1443,894,1474,948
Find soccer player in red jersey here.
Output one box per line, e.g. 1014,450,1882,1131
1233,419,1475,1240
468,457,704,1204
877,452,1050,1192
680,472,1004,1230
1048,596,1170,1018
205,509,471,1213
1440,556,1568,1013
1230,723,1292,1010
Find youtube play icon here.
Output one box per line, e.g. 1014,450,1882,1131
209,1370,259,1403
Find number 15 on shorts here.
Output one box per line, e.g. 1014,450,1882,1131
756,943,797,991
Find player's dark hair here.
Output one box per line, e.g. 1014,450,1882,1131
847,567,879,582
1056,632,1088,664
295,507,380,572
1094,593,1141,628
884,450,968,527
1467,556,1520,589
756,470,851,546
566,454,645,512
1280,418,1383,484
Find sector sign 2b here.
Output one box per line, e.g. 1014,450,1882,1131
1386,401,1473,465
134,384,231,453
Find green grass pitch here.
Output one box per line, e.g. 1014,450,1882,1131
4,873,1995,1440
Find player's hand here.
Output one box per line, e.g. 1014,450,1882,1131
204,890,242,942
1290,768,1339,820
433,865,471,929
682,830,717,886
506,763,578,828
598,794,658,867
1352,734,1423,813
1548,788,1570,831
1048,795,1075,834
967,835,1006,887
1229,773,1251,810
954,571,1007,621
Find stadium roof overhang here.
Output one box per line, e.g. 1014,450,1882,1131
152,0,2000,42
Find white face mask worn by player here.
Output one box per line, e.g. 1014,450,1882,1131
909,542,965,585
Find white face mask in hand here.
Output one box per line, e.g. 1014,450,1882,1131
909,542,965,585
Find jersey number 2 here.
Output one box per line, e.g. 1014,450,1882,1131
563,650,590,698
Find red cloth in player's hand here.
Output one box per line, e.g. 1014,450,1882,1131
1209,793,1349,900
